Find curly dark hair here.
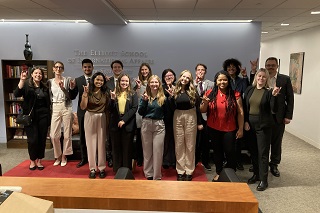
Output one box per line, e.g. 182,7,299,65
222,58,242,76
207,70,237,120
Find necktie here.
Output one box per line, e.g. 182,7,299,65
87,78,90,84
199,81,203,95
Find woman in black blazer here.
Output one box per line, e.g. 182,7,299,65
243,68,281,191
14,67,51,170
109,73,138,173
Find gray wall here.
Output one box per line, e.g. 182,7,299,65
0,22,261,142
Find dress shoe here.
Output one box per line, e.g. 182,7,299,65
247,174,260,184
53,160,61,166
249,165,254,172
61,158,67,167
185,175,193,181
147,177,153,180
37,165,44,170
137,160,143,167
177,174,185,181
99,170,106,178
108,159,113,168
29,165,37,171
202,163,212,171
89,170,96,179
236,163,244,171
77,160,88,168
270,165,280,177
256,181,268,191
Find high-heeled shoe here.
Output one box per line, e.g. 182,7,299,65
29,165,37,170
61,158,67,167
53,160,61,166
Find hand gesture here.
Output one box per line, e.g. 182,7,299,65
272,86,281,96
240,67,247,77
69,79,76,89
83,84,89,95
165,84,174,97
20,71,28,80
201,95,210,105
250,58,259,73
110,88,116,100
135,78,141,89
105,75,111,81
142,91,149,101
58,80,65,90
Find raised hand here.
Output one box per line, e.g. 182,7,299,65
142,91,149,101
250,58,259,73
69,79,76,89
83,84,89,95
272,86,281,96
240,67,247,77
110,88,116,100
20,70,28,80
105,75,111,81
165,84,174,97
58,79,65,90
201,95,210,105
135,78,141,89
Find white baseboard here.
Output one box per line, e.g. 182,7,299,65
286,127,320,149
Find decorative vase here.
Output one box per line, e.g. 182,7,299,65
23,34,33,60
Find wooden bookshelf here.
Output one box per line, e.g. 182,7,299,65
1,60,54,149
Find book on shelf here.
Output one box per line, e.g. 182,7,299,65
9,115,23,128
13,129,24,139
5,64,28,78
8,92,24,101
9,103,22,114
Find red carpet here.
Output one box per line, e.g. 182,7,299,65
3,160,208,181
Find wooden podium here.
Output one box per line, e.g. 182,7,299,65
0,177,258,212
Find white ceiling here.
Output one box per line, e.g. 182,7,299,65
1,0,320,41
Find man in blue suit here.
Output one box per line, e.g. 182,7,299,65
265,57,294,177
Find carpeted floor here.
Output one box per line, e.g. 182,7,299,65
3,160,208,181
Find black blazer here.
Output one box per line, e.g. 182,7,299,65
14,79,51,119
69,75,87,117
109,92,138,132
243,86,277,128
106,77,116,93
274,74,294,123
231,76,249,96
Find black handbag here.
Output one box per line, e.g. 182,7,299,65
15,102,35,126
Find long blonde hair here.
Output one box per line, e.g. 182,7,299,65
115,74,133,97
146,75,166,106
174,70,196,106
252,68,271,89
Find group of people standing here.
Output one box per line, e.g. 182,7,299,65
16,56,294,191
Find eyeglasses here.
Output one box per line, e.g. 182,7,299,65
265,64,277,67
54,66,64,69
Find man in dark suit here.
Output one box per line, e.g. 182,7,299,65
69,59,93,168
265,57,294,177
105,60,125,168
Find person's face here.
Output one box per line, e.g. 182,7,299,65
216,74,229,90
120,75,130,90
180,72,191,85
164,72,174,85
196,65,206,80
140,66,150,79
82,63,93,76
31,69,43,82
53,63,64,75
227,64,237,77
94,75,104,88
112,63,123,77
265,59,278,76
149,77,160,92
256,71,267,87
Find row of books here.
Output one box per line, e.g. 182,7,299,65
8,92,24,101
9,103,22,114
8,115,23,127
5,64,49,79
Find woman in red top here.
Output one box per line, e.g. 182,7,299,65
200,70,244,181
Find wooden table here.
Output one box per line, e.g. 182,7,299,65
0,177,258,213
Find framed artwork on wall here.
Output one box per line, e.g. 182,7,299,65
289,52,305,94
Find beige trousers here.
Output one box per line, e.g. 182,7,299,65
84,111,107,171
173,108,197,175
50,102,73,158
141,118,165,180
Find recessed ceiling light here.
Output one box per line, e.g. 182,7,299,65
281,23,289,26
261,31,268,34
128,20,252,23
311,11,320,15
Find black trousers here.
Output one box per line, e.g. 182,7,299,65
78,114,88,161
207,127,236,174
195,121,210,165
110,129,134,173
248,115,272,182
270,121,285,166
25,107,49,161
162,124,176,166
134,128,143,163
